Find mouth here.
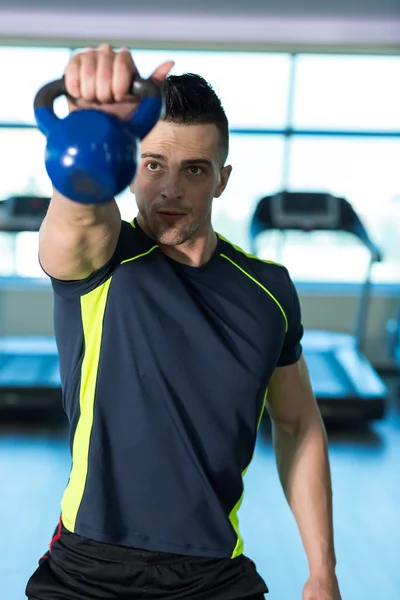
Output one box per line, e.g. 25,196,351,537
156,210,187,222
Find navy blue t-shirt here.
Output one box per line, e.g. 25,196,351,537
49,218,303,559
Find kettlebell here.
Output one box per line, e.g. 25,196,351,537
34,77,163,204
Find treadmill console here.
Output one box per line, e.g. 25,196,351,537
0,196,50,232
271,192,340,230
8,195,50,218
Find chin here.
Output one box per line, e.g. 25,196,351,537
156,230,189,246
149,216,193,246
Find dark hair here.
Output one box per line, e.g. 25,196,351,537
161,73,229,166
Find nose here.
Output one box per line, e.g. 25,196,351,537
160,170,184,201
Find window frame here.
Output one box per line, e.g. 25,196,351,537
0,46,399,291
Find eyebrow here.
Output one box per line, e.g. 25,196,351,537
141,152,213,168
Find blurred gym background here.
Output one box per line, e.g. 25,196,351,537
0,1,399,599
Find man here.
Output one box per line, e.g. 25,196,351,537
26,43,341,600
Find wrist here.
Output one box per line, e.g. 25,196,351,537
309,555,337,579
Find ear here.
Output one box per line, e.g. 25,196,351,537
129,180,136,194
214,165,232,198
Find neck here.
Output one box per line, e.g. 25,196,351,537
161,228,218,267
137,215,217,267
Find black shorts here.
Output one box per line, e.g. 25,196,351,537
26,520,268,600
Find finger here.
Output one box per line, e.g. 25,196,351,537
64,54,82,99
80,49,97,102
150,60,175,84
96,43,115,103
112,47,138,102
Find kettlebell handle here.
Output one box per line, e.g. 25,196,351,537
34,76,163,138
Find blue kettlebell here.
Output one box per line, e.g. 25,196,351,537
34,77,163,204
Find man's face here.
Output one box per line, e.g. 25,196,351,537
131,121,232,246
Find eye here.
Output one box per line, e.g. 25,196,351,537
145,162,161,172
187,166,203,175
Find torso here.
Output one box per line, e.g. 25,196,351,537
51,219,301,558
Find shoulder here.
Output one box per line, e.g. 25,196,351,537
49,219,155,299
217,232,292,287
117,219,154,258
217,233,297,327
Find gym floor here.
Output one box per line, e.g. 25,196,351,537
1,375,399,600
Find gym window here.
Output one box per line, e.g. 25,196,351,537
0,47,399,285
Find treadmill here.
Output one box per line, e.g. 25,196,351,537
0,195,61,411
249,191,387,425
387,305,400,372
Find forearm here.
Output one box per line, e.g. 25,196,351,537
272,415,336,575
39,190,121,280
44,189,119,229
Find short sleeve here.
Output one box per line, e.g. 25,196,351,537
277,277,304,367
41,220,135,299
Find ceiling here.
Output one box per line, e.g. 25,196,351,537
0,0,398,50
0,0,399,17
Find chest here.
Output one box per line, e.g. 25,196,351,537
106,256,287,390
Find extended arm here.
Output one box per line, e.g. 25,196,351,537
267,355,341,598
39,44,173,281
